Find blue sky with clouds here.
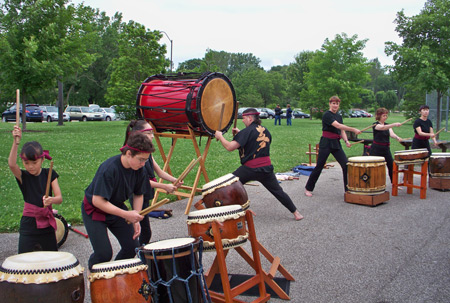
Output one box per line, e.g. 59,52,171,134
72,0,424,69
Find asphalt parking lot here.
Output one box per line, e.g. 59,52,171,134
1,162,449,303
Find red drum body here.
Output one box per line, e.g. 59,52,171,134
137,72,236,136
202,174,249,210
187,205,248,251
89,258,150,303
0,252,84,303
138,238,208,303
394,148,429,161
429,153,450,178
347,156,386,195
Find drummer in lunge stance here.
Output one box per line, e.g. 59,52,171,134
81,132,154,269
304,96,361,197
215,108,303,221
412,104,438,155
369,108,403,182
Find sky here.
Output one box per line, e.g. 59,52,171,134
72,0,425,70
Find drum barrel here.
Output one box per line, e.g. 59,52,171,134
347,157,386,195
429,153,450,178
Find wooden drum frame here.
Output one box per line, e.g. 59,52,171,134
137,72,236,136
347,156,386,195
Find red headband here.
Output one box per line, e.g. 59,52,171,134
20,150,52,161
139,128,153,132
120,144,149,154
242,112,260,117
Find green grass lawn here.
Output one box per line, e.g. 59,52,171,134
1,114,447,232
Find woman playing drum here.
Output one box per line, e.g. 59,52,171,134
369,108,403,182
215,108,303,221
412,104,438,155
81,132,153,269
304,96,361,197
125,120,183,246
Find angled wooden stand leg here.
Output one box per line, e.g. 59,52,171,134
148,123,211,213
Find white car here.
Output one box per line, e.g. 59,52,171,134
93,107,118,121
41,106,70,122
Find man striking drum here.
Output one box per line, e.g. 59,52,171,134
215,108,303,221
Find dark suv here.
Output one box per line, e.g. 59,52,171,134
2,104,43,122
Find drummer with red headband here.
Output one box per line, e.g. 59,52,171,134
9,126,63,253
215,108,303,221
81,132,154,269
304,96,361,197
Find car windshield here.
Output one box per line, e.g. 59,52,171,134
103,108,114,113
45,106,58,112
81,107,94,113
27,105,40,111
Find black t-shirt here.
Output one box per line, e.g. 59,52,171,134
320,110,343,149
372,121,390,144
234,122,272,165
17,168,59,235
84,155,147,210
413,118,433,135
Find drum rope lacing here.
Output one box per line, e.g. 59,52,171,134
137,239,211,303
90,260,145,273
187,208,244,220
0,260,80,275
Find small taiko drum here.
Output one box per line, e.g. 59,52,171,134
138,238,209,303
347,156,386,195
0,251,84,303
54,213,69,248
201,173,249,210
137,72,237,136
429,153,450,178
187,205,248,251
394,148,429,161
89,258,150,303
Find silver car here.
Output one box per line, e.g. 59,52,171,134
42,106,70,122
93,107,118,121
64,106,104,121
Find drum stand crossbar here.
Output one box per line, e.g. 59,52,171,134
149,122,211,214
204,210,294,303
392,159,428,199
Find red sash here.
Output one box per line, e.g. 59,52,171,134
22,202,57,230
83,196,107,221
244,156,271,168
414,134,428,140
322,131,341,140
373,141,390,147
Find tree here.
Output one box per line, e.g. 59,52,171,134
300,33,371,115
0,0,97,128
385,0,450,135
286,51,314,108
105,21,166,107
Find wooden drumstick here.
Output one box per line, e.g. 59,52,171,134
349,140,365,146
400,138,412,141
174,156,202,185
435,127,445,136
400,118,413,125
44,161,54,207
140,198,170,216
217,103,225,130
360,124,374,132
15,89,20,144
232,101,239,135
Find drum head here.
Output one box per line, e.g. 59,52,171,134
200,77,235,133
54,213,68,248
202,173,237,192
348,156,385,163
431,152,450,158
144,237,195,251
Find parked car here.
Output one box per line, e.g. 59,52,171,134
259,108,275,119
64,106,104,121
2,104,43,122
292,110,310,119
237,107,249,119
255,108,268,119
93,107,118,121
41,106,70,122
358,110,373,117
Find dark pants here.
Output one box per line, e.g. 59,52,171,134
233,165,297,213
274,115,281,125
412,138,432,156
369,144,394,182
82,206,139,269
18,232,58,254
305,146,348,192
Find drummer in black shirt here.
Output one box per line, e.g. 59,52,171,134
304,96,361,197
412,105,438,155
81,132,155,269
369,108,403,182
215,108,303,221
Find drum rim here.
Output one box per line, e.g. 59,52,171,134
348,156,385,162
187,204,244,218
142,237,196,251
54,213,69,248
202,173,237,191
90,258,145,272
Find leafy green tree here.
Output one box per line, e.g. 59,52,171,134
177,58,204,73
0,0,97,128
105,21,166,107
385,0,450,134
382,90,398,110
286,51,314,108
300,33,371,115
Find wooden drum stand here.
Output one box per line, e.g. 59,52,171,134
204,210,295,303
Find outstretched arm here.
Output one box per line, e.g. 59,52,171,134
8,126,22,182
215,131,241,151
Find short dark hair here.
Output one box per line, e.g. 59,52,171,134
20,141,43,161
242,108,261,125
122,132,155,156
419,105,429,111
375,108,389,121
329,96,341,103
